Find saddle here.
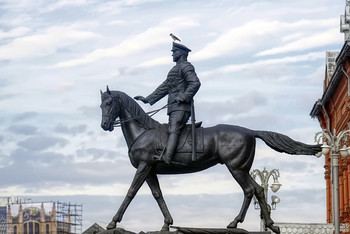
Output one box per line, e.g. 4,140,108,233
154,122,204,155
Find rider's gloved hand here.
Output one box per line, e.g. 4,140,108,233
174,95,185,104
134,96,149,104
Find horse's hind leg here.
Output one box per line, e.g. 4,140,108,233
226,169,280,234
226,169,255,229
248,177,280,234
146,173,173,231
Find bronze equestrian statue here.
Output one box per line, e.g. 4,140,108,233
134,42,200,164
100,88,321,234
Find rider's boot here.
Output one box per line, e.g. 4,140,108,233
162,133,179,164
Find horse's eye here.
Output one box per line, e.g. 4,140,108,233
106,101,112,106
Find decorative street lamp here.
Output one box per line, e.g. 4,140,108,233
315,129,350,234
251,168,281,232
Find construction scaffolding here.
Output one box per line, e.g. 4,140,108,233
56,201,83,234
0,207,6,234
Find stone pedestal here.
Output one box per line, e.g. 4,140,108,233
97,227,271,234
172,226,248,233
98,227,137,234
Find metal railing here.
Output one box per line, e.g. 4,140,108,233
275,222,349,234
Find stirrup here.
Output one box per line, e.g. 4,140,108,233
154,148,166,161
162,154,172,164
153,155,162,161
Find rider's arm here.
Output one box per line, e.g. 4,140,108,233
146,79,169,105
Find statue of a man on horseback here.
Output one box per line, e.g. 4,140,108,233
134,42,201,164
99,36,322,234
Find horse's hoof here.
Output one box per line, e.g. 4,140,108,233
227,221,238,229
268,225,280,234
106,221,116,230
161,223,170,231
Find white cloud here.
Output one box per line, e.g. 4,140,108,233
138,20,332,69
55,17,199,67
281,32,304,43
43,0,95,12
308,65,326,86
94,0,162,15
0,185,28,195
192,18,341,61
200,51,324,77
52,0,91,7
107,20,136,26
256,28,341,56
160,172,241,195
36,183,131,196
137,56,170,67
0,25,99,60
0,26,30,40
192,20,282,61
123,0,162,6
0,0,42,9
0,183,128,196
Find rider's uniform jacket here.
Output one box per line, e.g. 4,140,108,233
146,61,201,115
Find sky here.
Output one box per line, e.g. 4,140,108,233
0,0,346,232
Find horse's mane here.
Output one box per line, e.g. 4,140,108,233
112,91,160,130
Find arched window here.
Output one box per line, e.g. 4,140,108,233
24,223,27,234
35,223,39,234
46,224,50,234
29,222,33,234
13,225,17,234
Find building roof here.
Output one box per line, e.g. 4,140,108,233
82,222,105,234
310,41,350,118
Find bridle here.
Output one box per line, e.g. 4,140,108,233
103,96,171,128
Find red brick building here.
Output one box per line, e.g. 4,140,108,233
310,3,350,233
310,42,350,232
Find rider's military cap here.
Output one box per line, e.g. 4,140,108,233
172,42,191,53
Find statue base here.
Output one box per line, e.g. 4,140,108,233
97,227,271,234
172,226,271,234
98,227,137,234
172,226,248,233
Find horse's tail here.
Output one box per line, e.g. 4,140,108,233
253,130,321,155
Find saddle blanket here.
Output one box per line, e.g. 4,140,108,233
154,123,204,154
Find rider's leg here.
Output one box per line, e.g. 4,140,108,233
163,133,179,164
162,111,190,164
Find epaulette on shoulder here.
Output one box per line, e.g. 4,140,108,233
180,62,195,74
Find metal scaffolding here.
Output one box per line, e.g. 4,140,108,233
0,209,6,234
56,201,83,234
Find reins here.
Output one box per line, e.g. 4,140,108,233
113,103,170,127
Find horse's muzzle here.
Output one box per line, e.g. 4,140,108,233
101,121,114,132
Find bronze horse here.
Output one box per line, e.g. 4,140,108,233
100,88,321,234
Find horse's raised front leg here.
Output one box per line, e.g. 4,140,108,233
107,161,152,230
146,173,173,231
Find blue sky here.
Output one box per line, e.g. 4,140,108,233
0,0,346,232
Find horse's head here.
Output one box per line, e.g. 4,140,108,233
100,86,120,132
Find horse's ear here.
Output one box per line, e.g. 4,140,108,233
106,85,111,95
100,90,103,96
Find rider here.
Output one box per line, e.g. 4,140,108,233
134,42,201,164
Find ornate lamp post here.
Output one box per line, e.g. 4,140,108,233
251,168,281,232
315,129,350,234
